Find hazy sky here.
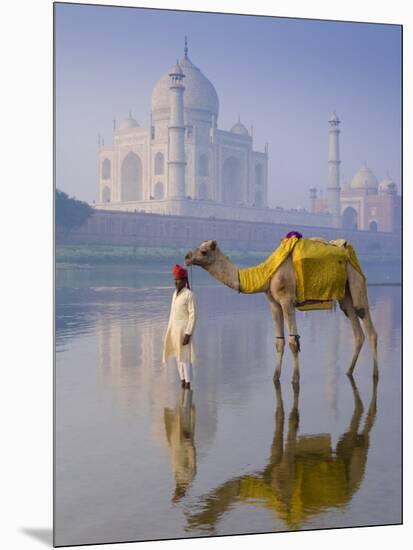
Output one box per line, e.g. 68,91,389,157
55,2,401,209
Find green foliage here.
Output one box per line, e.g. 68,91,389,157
56,244,190,265
56,189,92,232
55,244,269,266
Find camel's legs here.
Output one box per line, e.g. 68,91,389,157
347,264,378,378
267,296,285,381
362,375,378,436
280,299,300,384
278,383,300,492
347,375,364,433
339,292,365,376
361,310,378,378
268,381,285,466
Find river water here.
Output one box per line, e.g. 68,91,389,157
54,263,401,546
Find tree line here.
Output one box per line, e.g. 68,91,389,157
56,189,93,232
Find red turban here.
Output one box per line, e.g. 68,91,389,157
172,264,188,280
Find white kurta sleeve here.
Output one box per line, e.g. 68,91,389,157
185,292,196,335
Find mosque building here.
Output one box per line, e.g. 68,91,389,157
95,40,400,233
309,112,401,233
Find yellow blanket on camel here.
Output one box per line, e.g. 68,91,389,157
238,236,365,310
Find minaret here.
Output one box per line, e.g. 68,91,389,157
327,111,341,227
309,187,318,213
167,61,186,199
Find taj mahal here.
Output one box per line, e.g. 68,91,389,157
95,39,400,233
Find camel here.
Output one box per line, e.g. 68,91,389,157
184,239,378,383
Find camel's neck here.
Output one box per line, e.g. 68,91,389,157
204,250,240,292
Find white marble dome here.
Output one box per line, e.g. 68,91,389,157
351,164,378,191
151,54,219,117
379,173,397,194
119,113,139,130
230,119,249,136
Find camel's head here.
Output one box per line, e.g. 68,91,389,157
184,240,218,267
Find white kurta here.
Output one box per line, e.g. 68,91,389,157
162,287,196,365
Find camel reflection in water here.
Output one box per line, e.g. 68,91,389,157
163,389,197,503
186,377,378,532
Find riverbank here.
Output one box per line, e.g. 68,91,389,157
56,244,401,285
56,243,400,266
55,244,274,267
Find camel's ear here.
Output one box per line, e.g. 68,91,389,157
210,240,217,250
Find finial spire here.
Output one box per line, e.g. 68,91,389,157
184,35,188,58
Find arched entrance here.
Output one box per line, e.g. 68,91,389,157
255,164,263,186
199,154,209,177
102,158,111,180
222,157,242,205
342,207,358,230
198,182,208,200
154,152,164,175
154,181,164,200
369,221,378,232
102,186,111,202
121,152,142,201
254,190,263,207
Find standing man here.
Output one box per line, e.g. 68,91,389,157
163,264,196,389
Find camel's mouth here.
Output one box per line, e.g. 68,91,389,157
185,259,201,267
185,250,207,267
184,251,194,266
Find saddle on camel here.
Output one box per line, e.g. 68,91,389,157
238,231,365,311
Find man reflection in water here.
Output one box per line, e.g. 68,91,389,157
186,377,378,531
163,265,196,389
164,389,197,502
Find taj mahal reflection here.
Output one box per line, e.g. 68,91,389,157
94,286,271,421
92,287,274,507
91,285,387,526
54,279,399,535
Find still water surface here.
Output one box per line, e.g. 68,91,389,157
55,264,401,546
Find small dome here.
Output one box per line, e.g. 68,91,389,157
230,118,249,136
351,164,378,191
119,113,139,130
379,173,397,194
